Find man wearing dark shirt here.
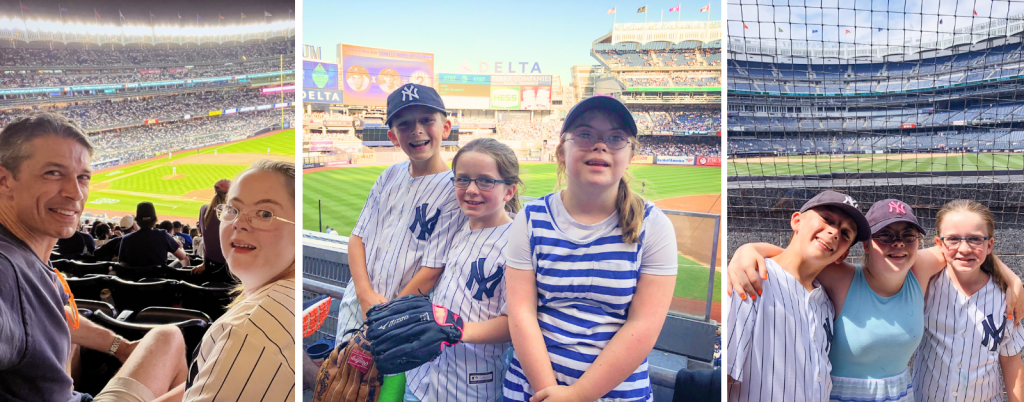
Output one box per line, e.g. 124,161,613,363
93,214,136,262
0,113,189,400
55,221,95,256
119,203,189,268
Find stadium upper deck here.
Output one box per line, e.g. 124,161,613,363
586,21,722,106
729,15,1024,138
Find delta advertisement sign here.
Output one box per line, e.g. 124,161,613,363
303,59,344,104
339,44,434,107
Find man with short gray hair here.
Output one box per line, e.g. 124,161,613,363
0,112,189,401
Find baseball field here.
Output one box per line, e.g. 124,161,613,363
303,163,723,317
728,152,1024,176
85,130,295,224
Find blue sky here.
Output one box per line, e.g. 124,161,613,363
303,0,721,81
728,0,1024,45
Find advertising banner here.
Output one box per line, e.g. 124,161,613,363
657,155,696,165
327,160,350,167
695,156,721,166
302,60,339,90
631,155,655,164
519,86,552,110
303,162,325,169
901,123,916,129
303,88,344,104
144,119,159,125
490,86,520,109
336,141,363,154
491,75,552,86
438,73,491,109
168,68,189,73
310,141,334,151
139,69,161,74
340,44,434,107
324,119,350,126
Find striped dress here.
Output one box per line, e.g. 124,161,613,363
502,193,677,402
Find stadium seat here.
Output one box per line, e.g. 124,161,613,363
180,282,234,321
76,299,116,319
66,275,116,302
64,261,113,278
107,277,179,313
111,264,166,282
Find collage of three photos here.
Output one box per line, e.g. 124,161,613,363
2,0,1021,401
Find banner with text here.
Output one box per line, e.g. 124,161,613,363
656,155,696,165
695,156,721,166
438,73,491,109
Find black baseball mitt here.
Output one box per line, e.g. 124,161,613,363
363,295,464,375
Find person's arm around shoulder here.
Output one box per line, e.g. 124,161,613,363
1001,319,1024,402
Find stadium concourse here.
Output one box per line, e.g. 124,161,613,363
0,11,295,398
726,11,1024,272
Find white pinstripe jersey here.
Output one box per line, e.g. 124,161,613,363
406,220,513,402
335,162,466,339
727,258,835,402
912,269,1024,401
183,278,295,401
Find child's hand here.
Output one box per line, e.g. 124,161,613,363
530,385,586,402
358,291,388,319
727,243,768,300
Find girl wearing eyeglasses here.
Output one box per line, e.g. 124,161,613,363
399,138,522,402
158,159,296,401
728,199,1024,401
912,199,1024,401
502,97,678,402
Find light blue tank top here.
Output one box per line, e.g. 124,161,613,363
829,264,924,379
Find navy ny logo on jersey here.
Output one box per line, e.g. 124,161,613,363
822,319,834,353
409,204,441,240
466,258,502,300
982,313,1006,352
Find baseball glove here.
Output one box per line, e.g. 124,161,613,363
313,329,382,402
363,294,464,375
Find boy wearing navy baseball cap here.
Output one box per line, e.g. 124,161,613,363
727,190,869,401
306,83,467,389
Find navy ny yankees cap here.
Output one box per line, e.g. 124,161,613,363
799,190,871,243
386,83,447,127
562,95,638,137
866,199,925,236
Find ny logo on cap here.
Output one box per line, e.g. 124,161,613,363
402,85,419,101
843,196,858,208
888,201,906,215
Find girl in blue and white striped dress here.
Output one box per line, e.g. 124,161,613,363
502,96,679,402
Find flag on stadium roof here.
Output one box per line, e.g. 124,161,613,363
878,28,883,32
241,12,247,19
812,29,818,33
60,6,67,14
19,2,29,11
669,5,680,12
218,14,225,20
778,27,783,32
744,23,749,29
700,4,710,12
265,11,272,17
177,13,182,19
119,10,125,20
939,19,943,24
637,6,646,13
607,7,616,15
974,10,978,16
845,29,851,34
94,8,100,20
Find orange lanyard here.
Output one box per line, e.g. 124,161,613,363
52,269,80,330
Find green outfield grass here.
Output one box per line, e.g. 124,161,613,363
84,130,295,221
676,255,721,302
729,152,1024,176
303,163,721,235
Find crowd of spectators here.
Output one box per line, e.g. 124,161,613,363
305,132,359,141
89,110,292,167
495,120,562,142
0,88,281,130
623,74,720,88
636,136,720,156
0,39,293,67
0,58,286,89
598,48,720,68
632,106,721,132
